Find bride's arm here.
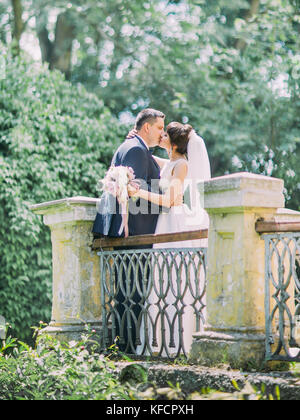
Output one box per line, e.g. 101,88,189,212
132,160,188,208
152,155,169,169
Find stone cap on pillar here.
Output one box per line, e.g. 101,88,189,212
30,196,98,226
203,172,285,213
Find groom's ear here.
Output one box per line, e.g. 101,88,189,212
143,122,150,133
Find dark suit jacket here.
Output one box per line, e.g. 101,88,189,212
92,135,161,237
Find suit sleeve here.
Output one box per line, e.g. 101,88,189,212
121,146,149,183
122,144,164,214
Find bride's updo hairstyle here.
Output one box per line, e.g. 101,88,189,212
166,122,193,155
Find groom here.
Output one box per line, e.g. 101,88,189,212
93,108,165,238
93,108,165,352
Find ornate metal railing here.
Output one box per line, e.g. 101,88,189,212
256,220,300,362
94,230,208,359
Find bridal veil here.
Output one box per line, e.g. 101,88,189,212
185,130,211,230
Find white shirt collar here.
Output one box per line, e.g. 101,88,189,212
136,134,149,150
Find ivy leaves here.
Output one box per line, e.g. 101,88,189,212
0,45,124,343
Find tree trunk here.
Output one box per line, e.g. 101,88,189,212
36,11,53,64
11,0,24,55
236,0,260,51
37,11,75,80
50,12,76,80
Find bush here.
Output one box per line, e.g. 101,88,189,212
0,326,280,401
0,327,141,400
0,43,125,343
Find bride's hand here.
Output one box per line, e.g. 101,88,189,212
128,182,140,197
126,128,138,139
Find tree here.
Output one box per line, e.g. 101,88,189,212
11,0,24,54
36,8,75,80
7,0,166,82
0,43,125,342
123,0,300,209
3,0,300,209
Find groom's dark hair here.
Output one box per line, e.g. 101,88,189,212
135,108,165,131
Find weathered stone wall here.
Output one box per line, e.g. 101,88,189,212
31,173,300,369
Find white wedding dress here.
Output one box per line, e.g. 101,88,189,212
136,131,211,358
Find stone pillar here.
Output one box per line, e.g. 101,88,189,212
31,197,101,342
190,173,285,369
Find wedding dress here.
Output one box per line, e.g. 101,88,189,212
136,131,211,358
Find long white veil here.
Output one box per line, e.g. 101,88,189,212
184,130,211,230
187,130,211,182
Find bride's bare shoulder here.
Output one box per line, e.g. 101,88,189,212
175,158,188,168
153,155,169,169
172,159,188,178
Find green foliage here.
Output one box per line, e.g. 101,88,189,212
0,0,10,45
0,328,139,400
0,43,124,343
129,0,300,209
1,1,300,208
1,0,300,342
0,327,281,400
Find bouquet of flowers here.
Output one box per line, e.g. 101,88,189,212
99,165,140,238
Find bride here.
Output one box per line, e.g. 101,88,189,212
130,122,211,357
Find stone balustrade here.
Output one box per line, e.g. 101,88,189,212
31,197,101,342
31,172,300,368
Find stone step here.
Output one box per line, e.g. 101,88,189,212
115,361,300,400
